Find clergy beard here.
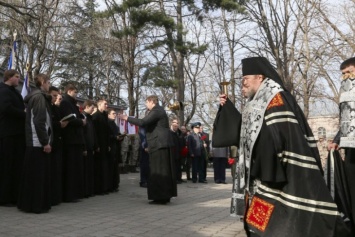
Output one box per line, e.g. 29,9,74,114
243,88,257,99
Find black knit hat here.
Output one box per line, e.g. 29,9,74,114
242,57,285,88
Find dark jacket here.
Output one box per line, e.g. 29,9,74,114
82,112,97,151
170,130,181,159
138,127,148,149
187,132,202,157
60,94,85,146
127,104,173,153
108,119,120,161
92,110,110,151
0,82,25,139
51,104,63,148
24,88,53,147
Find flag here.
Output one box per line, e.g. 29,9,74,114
119,118,126,134
7,40,17,70
127,116,138,134
21,71,30,99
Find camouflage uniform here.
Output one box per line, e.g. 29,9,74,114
120,135,130,166
129,134,140,166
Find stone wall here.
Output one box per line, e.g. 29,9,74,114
308,115,339,140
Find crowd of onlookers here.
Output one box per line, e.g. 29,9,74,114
0,69,232,214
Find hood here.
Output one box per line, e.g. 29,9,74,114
24,88,51,104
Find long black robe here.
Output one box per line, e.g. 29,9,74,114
227,89,350,236
60,94,85,202
82,112,97,197
0,82,26,205
326,150,354,234
127,104,177,201
50,104,63,205
17,89,52,213
108,119,120,192
92,110,110,194
18,147,51,213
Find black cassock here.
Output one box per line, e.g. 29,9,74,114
127,104,177,202
60,94,85,202
50,104,63,205
214,91,351,237
108,119,120,192
92,110,110,194
83,112,97,197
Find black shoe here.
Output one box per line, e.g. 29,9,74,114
192,180,197,183
187,178,192,180
221,181,227,184
215,180,221,184
140,183,147,188
177,180,182,184
198,180,208,183
179,179,187,183
149,199,169,205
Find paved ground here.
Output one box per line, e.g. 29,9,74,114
0,169,246,237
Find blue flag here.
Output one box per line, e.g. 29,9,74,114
21,72,30,99
7,40,17,70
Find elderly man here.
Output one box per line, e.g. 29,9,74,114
219,57,350,236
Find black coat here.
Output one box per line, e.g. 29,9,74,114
127,104,173,153
60,94,85,146
51,104,63,148
92,110,110,150
0,82,25,139
187,132,202,157
170,130,181,159
82,112,97,151
24,88,53,147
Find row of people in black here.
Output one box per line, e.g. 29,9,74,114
0,70,126,213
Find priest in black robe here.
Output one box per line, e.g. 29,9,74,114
17,74,53,213
217,57,351,237
92,99,110,194
60,84,85,202
82,100,97,197
0,70,26,206
118,95,177,204
108,108,120,192
48,86,66,206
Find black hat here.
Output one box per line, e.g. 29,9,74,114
191,122,201,129
241,57,284,88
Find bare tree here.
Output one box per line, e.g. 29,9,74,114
0,0,69,81
242,0,338,117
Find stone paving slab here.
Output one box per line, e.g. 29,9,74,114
0,169,246,237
